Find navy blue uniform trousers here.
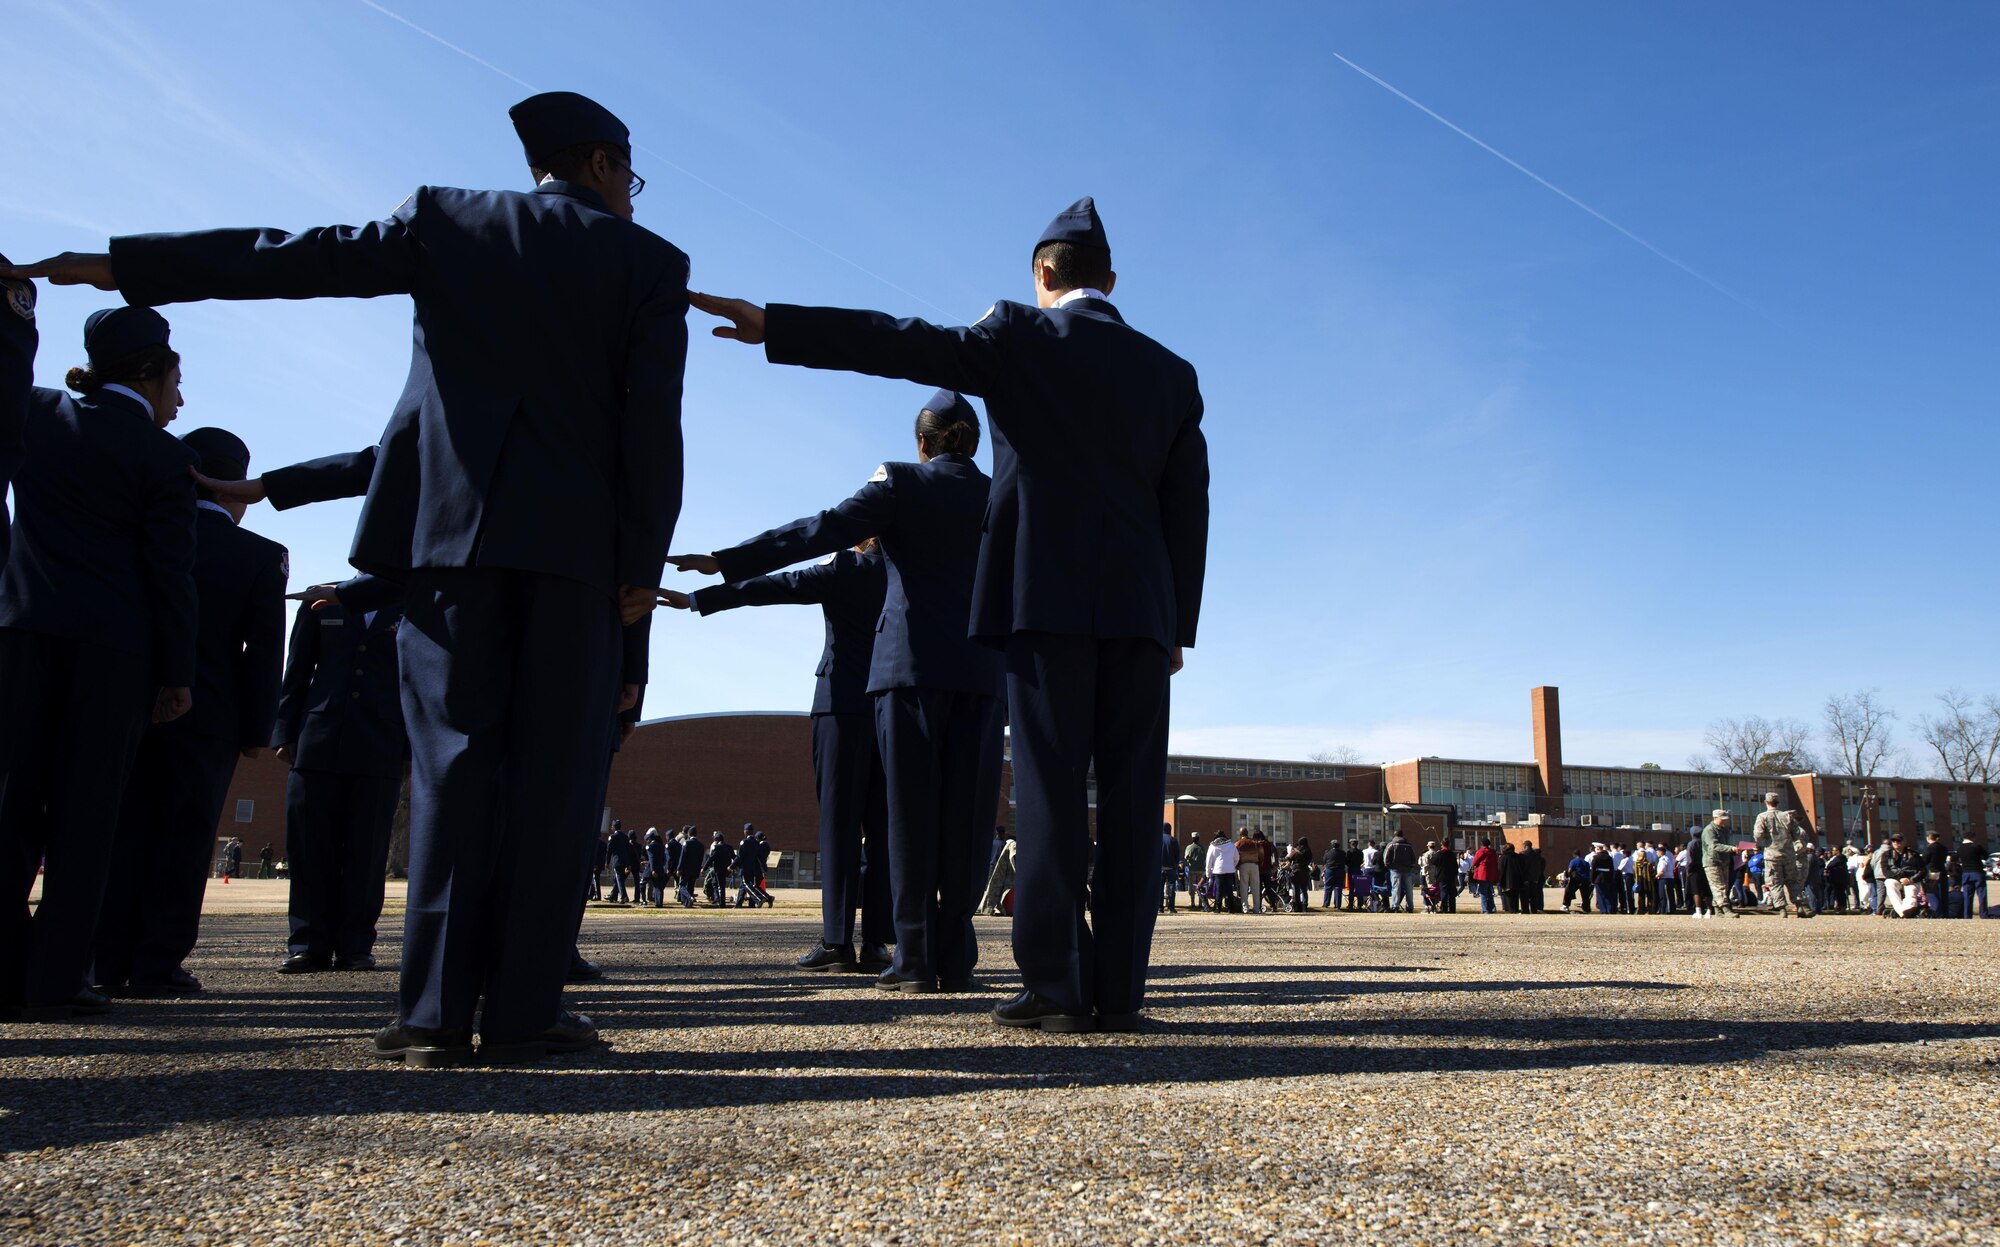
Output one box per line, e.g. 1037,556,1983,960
396,569,617,1037
873,688,1002,983
94,729,240,983
0,631,152,1004
1006,634,1172,1017
285,769,401,960
811,711,893,949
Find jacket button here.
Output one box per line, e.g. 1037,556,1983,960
357,645,366,653
355,669,365,676
352,692,362,699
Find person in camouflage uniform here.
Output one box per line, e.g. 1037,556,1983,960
1699,811,1740,918
1753,792,1815,917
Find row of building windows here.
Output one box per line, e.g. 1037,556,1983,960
1421,762,1534,793
1167,758,1346,781
1560,767,1775,804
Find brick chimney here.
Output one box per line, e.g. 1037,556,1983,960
1532,686,1564,814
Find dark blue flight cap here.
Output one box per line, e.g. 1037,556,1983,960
509,91,631,167
180,427,252,478
83,306,170,365
1034,196,1109,255
922,388,976,424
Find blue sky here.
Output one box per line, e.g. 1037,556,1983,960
4,1,1994,771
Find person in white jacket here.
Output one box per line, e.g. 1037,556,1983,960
1205,831,1240,915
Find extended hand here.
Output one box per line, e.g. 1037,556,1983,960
657,589,692,611
1170,646,1185,676
275,744,296,765
689,292,766,345
153,686,192,724
240,746,264,760
665,553,720,576
617,585,657,627
0,251,116,290
191,467,268,505
617,683,640,714
286,583,341,612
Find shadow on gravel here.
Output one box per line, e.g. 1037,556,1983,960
5,1014,1994,1155
1143,963,1440,980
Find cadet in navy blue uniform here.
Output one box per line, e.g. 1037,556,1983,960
669,392,1004,992
12,92,693,1064
94,427,288,995
0,253,37,558
0,308,198,1020
272,573,408,975
661,541,894,971
693,199,1209,1032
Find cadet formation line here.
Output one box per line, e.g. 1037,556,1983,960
0,90,1210,1066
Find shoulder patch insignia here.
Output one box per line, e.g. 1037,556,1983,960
869,463,890,484
2,277,34,322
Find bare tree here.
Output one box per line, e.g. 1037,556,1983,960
1823,689,1896,777
1915,690,2000,782
1701,716,1819,775
1310,745,1364,766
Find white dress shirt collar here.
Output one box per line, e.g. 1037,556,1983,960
100,383,154,421
1053,288,1110,309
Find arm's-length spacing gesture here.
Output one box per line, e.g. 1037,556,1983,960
689,292,765,345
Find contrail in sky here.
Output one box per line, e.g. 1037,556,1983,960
1328,50,1763,315
354,0,960,320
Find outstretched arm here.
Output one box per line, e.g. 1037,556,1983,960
686,563,842,616
692,292,1009,397
1,200,423,303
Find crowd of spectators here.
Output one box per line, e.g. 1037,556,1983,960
1159,825,1993,919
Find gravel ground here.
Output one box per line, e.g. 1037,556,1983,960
3,905,1996,1245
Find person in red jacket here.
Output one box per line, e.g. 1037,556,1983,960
1469,838,1501,914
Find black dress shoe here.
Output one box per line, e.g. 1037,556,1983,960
15,987,115,1022
127,968,203,997
280,952,331,974
1097,1011,1143,1033
991,991,1094,1033
855,944,892,974
478,1010,601,1065
564,956,604,983
873,971,937,994
939,975,984,994
334,953,378,972
796,943,856,972
372,1019,474,1068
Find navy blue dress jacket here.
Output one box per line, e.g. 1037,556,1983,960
171,506,287,746
109,181,691,593
272,590,409,779
0,256,35,555
690,550,885,716
0,387,197,684
713,454,1000,698
764,299,1208,650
